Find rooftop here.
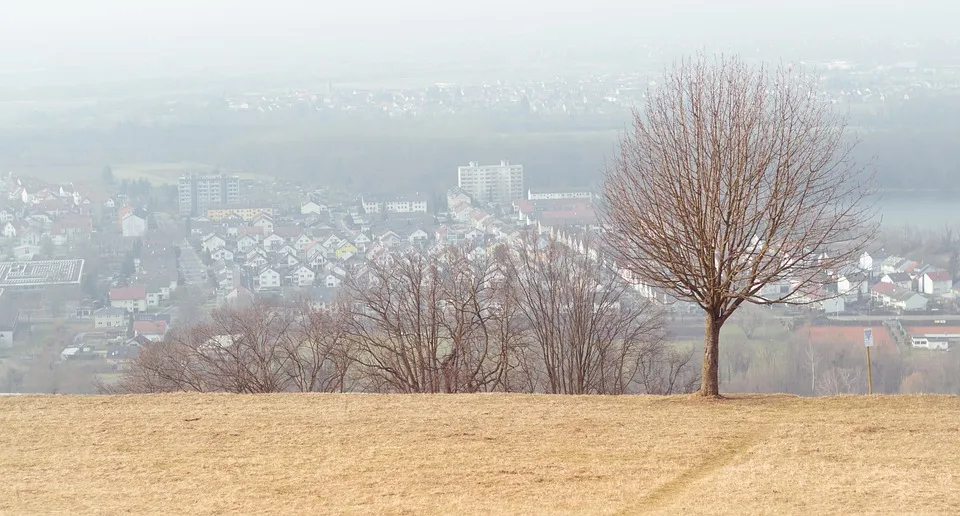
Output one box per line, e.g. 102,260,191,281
0,260,84,288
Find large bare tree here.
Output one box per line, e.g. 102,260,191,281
602,55,877,396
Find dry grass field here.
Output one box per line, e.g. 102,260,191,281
1,394,959,515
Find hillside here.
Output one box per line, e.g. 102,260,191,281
1,394,959,514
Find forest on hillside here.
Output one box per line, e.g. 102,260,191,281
1,96,959,194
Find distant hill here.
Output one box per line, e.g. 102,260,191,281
1,394,959,514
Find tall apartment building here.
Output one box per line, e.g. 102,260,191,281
177,172,241,216
457,160,524,204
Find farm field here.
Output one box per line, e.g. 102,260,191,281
1,394,959,514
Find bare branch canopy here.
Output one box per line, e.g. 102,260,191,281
601,54,878,396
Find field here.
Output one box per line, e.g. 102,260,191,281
2,395,960,514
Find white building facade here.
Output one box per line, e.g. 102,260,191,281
457,160,523,204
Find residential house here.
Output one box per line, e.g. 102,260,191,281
277,244,298,257
263,233,286,251
446,188,472,210
210,248,235,262
278,251,300,267
408,229,429,245
224,286,255,307
258,267,281,290
110,286,148,313
301,201,328,215
880,272,914,291
322,273,344,288
133,320,168,342
146,289,162,308
294,233,313,251
353,233,371,251
121,211,147,237
378,231,402,249
202,234,227,253
871,282,927,311
237,234,259,252
919,270,954,296
94,307,128,329
0,208,16,223
307,251,328,268
336,241,358,260
252,215,275,235
273,226,303,243
2,221,19,238
19,227,41,247
292,265,316,287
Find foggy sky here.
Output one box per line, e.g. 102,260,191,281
1,1,955,75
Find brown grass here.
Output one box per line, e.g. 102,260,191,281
1,394,959,515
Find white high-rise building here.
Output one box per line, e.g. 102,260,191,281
457,160,523,204
178,172,241,216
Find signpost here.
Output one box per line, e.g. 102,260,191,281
863,328,874,395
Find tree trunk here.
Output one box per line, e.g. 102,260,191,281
700,314,721,396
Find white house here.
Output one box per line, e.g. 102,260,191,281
385,196,428,213
252,215,275,235
872,282,927,311
211,248,235,262
379,231,402,248
258,267,281,290
246,253,268,269
2,222,18,238
278,252,300,267
323,273,343,288
292,265,316,287
361,196,382,213
408,229,429,245
263,233,286,250
94,307,127,329
121,212,147,238
109,286,148,313
301,201,328,215
237,235,258,252
202,234,227,253
295,233,313,251
0,208,17,223
920,270,953,296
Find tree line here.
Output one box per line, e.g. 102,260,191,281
103,233,699,395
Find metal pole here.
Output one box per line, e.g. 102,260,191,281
865,346,873,395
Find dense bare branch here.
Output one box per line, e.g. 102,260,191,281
602,54,877,396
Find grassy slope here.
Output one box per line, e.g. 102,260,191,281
1,394,959,515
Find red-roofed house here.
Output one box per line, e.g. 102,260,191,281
920,270,954,296
110,286,148,313
132,320,167,342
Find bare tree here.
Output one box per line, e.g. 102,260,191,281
341,249,450,393
733,302,766,340
341,245,523,393
817,366,865,396
602,54,877,396
103,300,351,394
508,232,673,394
